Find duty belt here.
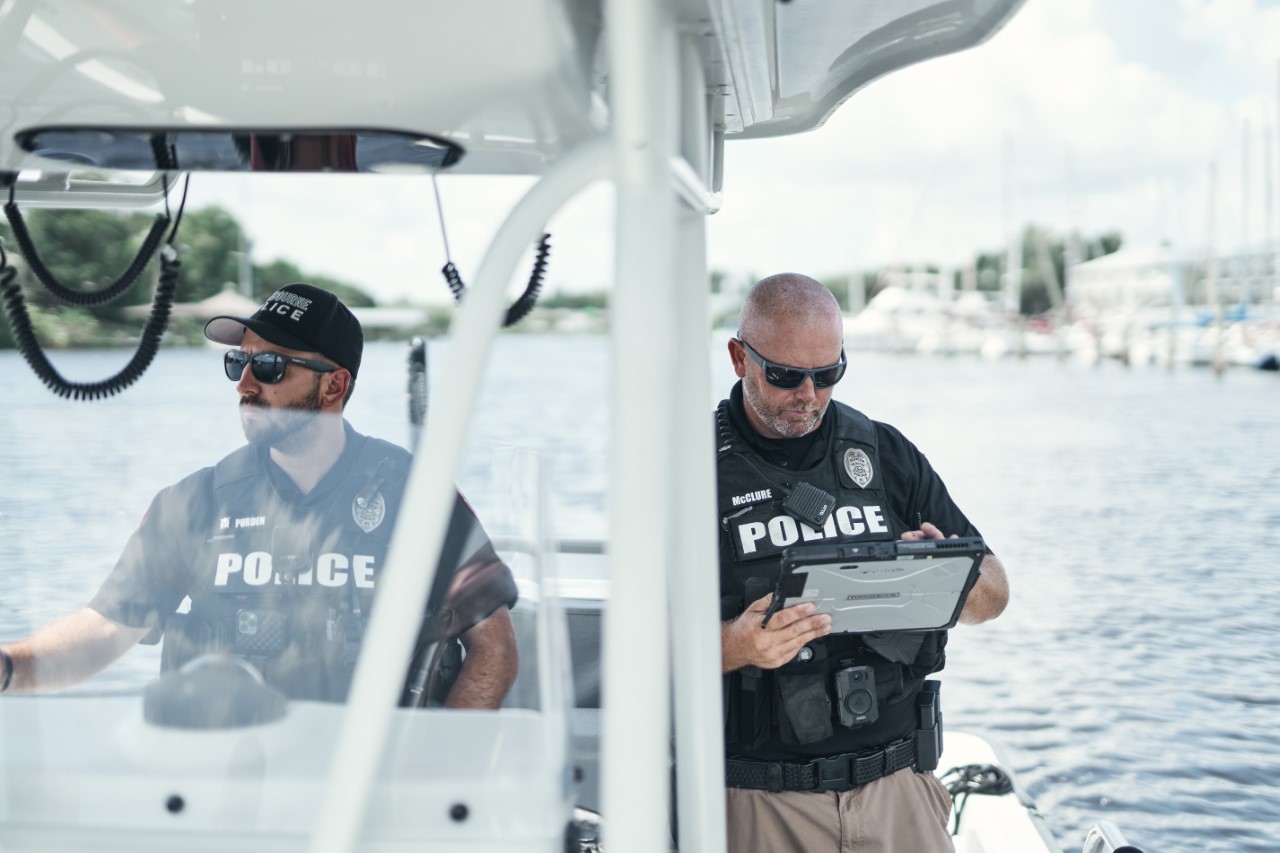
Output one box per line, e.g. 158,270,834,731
725,738,916,793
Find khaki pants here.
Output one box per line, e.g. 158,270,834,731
724,767,954,853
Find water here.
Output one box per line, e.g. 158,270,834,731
3,337,1279,852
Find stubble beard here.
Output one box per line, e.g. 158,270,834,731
240,379,325,452
743,376,827,439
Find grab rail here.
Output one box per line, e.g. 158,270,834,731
1082,821,1144,853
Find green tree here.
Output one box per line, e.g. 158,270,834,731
1084,230,1123,261
968,225,1122,316
1,204,379,349
537,290,607,311
173,207,246,301
252,259,375,307
0,207,158,319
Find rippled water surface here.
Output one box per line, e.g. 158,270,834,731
3,337,1278,853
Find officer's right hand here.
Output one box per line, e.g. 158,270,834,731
721,594,832,673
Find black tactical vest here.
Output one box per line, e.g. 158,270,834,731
717,400,948,759
159,434,409,701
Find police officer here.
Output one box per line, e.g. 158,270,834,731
718,274,1009,852
0,284,517,708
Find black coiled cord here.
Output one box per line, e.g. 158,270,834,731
504,232,550,326
939,763,1014,835
1,241,180,401
3,199,170,307
716,400,734,453
440,232,550,328
0,174,189,400
433,174,549,328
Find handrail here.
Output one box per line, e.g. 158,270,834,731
669,155,722,215
1081,821,1144,853
307,136,611,853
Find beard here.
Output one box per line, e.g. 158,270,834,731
743,376,828,439
240,379,325,451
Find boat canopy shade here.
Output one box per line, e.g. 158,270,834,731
0,0,1024,183
715,0,1025,138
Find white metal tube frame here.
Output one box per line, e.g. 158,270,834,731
312,3,729,849
601,0,677,846
601,2,727,852
308,137,610,853
668,27,728,853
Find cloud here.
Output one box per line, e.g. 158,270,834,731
1180,0,1280,83
710,0,1271,275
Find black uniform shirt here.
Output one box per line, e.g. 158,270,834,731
89,421,511,699
726,381,981,540
719,393,989,759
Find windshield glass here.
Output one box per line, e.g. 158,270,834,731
0,271,592,844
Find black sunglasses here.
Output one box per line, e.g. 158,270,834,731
224,350,337,384
737,338,847,390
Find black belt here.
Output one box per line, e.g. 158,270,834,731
725,738,916,793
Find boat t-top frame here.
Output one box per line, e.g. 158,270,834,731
0,2,1028,852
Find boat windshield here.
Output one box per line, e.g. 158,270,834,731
0,328,583,847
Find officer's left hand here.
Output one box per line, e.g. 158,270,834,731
899,521,956,541
903,522,1009,625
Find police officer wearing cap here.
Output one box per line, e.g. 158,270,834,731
0,283,518,708
717,274,1009,852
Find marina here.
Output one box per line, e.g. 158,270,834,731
829,246,1280,371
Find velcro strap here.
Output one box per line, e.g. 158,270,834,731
726,738,916,792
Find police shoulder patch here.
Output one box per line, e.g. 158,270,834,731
352,491,386,533
843,447,873,488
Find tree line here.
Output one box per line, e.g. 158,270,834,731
1,208,1124,349
0,206,375,348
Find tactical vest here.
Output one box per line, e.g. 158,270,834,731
160,434,409,701
717,400,948,758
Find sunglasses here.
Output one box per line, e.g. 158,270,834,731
737,338,847,389
224,350,337,384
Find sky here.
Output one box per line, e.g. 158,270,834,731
186,0,1280,306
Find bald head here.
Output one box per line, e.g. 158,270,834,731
739,273,843,348
731,273,845,439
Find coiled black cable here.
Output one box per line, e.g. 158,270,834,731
1,241,180,401
0,174,190,400
3,197,170,307
504,233,550,326
440,233,550,328
716,400,735,453
939,763,1014,835
433,174,549,328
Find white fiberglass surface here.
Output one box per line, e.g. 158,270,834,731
0,0,598,177
725,0,1026,137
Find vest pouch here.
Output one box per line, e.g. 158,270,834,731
860,631,925,665
775,670,833,744
872,660,908,707
903,631,947,682
724,667,772,752
218,587,303,661
234,608,289,657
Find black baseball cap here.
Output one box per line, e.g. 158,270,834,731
204,283,363,378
